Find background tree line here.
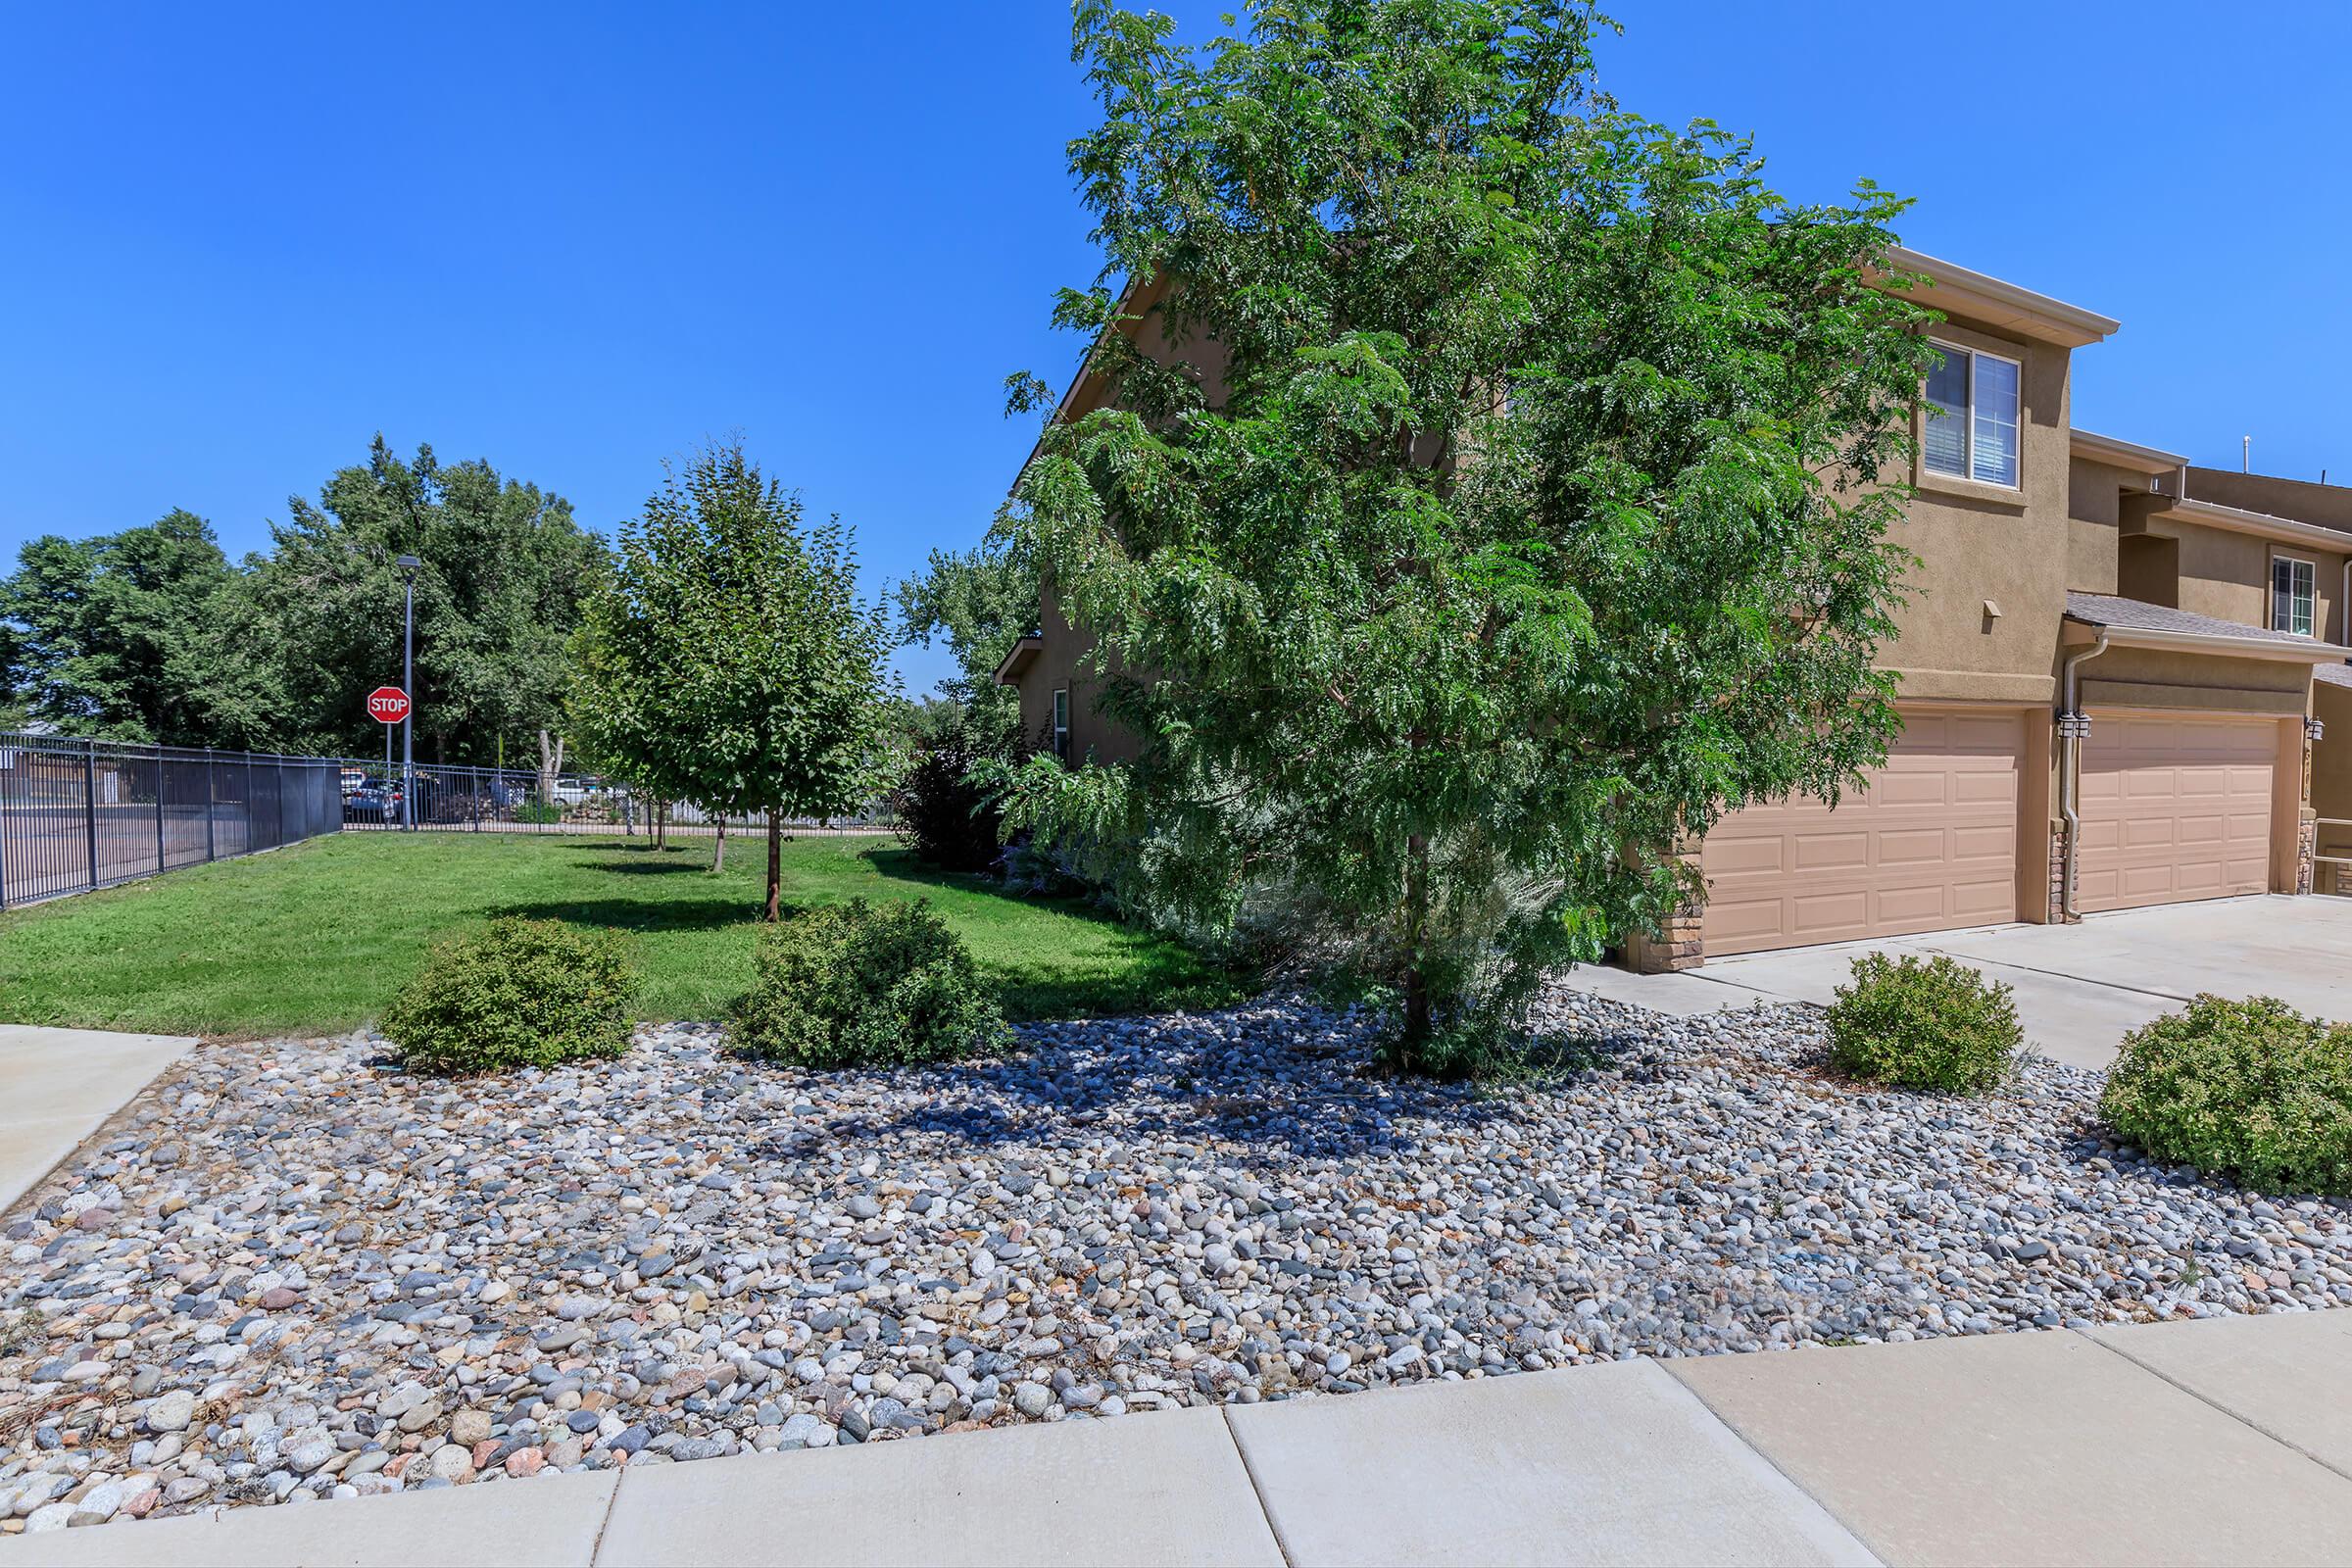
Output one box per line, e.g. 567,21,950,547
0,435,605,762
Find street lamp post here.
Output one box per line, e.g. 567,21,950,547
397,555,420,831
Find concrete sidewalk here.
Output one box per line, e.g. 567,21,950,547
0,1025,196,1212
1561,895,2352,1070
13,1312,2352,1566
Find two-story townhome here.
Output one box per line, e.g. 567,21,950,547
997,252,2352,969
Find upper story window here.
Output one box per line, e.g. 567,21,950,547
1052,688,1071,760
1924,341,2023,489
2274,557,2317,637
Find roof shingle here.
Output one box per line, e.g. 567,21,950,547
2064,591,2327,649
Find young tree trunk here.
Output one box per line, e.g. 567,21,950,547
656,801,667,850
1398,832,1433,1073
710,813,726,872
764,813,783,921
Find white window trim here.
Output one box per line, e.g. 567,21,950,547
1052,688,1071,760
2273,554,2318,637
1924,339,2025,491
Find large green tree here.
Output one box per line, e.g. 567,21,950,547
574,441,895,918
0,510,285,747
994,0,1935,1070
253,437,604,760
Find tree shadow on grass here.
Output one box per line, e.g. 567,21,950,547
564,850,711,876
490,897,759,934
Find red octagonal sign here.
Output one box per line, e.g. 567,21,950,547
366,686,411,724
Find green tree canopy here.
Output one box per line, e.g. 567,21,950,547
995,0,1935,1070
574,441,895,918
253,436,604,760
0,510,283,746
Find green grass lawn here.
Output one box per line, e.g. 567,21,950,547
0,831,1247,1037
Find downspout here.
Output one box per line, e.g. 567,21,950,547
2058,629,2112,920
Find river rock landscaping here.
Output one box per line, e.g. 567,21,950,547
6,988,2351,1535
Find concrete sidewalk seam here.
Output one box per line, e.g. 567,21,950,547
1660,1355,1892,1565
588,1466,628,1566
2070,1325,2352,1487
1219,1406,1298,1568
1914,947,2195,1007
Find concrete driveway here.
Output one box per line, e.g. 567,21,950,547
1564,895,2352,1070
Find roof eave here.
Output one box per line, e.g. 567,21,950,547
993,634,1045,686
1883,247,2120,347
2070,428,2188,475
2063,616,2352,663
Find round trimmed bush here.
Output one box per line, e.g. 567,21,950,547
1824,953,2022,1093
2100,995,2352,1195
729,898,1009,1069
380,916,636,1074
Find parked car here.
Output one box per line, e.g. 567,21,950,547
344,778,405,822
339,767,368,798
551,777,599,806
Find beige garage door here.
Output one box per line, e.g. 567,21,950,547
1700,709,2023,956
2078,713,2275,912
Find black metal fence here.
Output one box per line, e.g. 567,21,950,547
0,732,896,910
0,731,343,908
325,760,892,841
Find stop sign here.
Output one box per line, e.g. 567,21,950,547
367,686,411,724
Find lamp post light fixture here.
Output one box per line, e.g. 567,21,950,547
397,555,421,831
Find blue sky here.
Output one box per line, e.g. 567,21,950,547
3,2,2345,698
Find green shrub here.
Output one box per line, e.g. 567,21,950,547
514,799,564,825
730,899,1009,1068
380,916,635,1073
2100,995,2352,1195
1824,953,2022,1093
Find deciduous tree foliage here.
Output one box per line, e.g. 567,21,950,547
0,438,600,761
573,442,895,919
254,438,603,760
993,0,1936,1071
0,510,281,746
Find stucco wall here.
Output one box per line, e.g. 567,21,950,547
1015,580,1142,766
1884,312,2071,704
2076,641,2314,711
2314,681,2352,887
2187,468,2352,532
2147,521,2350,644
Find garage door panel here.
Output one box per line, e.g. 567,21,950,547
1790,891,1870,942
2078,713,2276,914
1700,708,2023,956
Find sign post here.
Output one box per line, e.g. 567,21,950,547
367,687,410,826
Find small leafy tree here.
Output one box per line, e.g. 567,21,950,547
574,441,894,918
993,0,1934,1071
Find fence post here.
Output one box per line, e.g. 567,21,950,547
276,755,287,847
472,766,481,831
204,752,217,862
81,740,100,893
155,745,167,875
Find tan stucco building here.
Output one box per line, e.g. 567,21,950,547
998,252,2352,968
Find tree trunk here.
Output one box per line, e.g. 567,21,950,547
764,813,783,921
536,729,564,808
710,813,726,872
656,801,667,851
1398,832,1432,1073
